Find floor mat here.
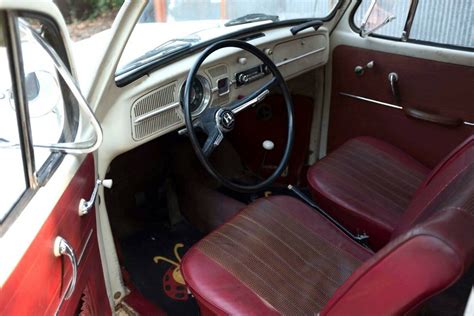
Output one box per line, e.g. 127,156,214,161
120,221,203,316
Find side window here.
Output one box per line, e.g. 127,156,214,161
409,1,473,48
0,14,27,221
353,0,474,50
18,22,67,171
0,13,79,223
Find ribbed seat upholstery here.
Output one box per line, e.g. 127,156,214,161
307,136,430,248
182,196,372,315
182,135,473,315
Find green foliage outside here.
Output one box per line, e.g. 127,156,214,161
55,0,125,23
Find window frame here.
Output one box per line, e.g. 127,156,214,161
0,10,78,230
349,0,474,52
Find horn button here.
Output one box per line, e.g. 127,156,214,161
216,109,236,132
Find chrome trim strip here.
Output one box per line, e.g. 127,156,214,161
339,92,474,126
339,92,402,110
401,0,420,41
7,13,38,187
55,229,94,316
276,47,326,67
78,229,94,264
134,102,180,124
232,89,270,114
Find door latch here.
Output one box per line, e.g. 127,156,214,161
78,179,113,216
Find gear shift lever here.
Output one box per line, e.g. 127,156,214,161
258,140,274,175
262,140,274,151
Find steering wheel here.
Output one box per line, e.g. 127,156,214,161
183,39,294,193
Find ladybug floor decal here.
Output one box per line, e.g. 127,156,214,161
153,243,190,301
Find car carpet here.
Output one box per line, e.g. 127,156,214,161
218,184,310,204
120,221,203,316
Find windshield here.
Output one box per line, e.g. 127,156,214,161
116,0,339,77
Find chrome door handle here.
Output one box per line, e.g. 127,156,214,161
388,72,400,103
78,178,113,216
54,236,77,300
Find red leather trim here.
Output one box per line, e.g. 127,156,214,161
394,139,474,236
265,196,373,260
182,248,280,315
308,136,429,249
182,196,372,315
0,155,110,315
322,207,474,315
321,235,462,315
329,45,473,168
353,136,430,173
419,135,474,189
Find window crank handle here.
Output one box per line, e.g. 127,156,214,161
388,72,400,103
78,178,113,216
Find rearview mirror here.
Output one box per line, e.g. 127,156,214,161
360,0,397,38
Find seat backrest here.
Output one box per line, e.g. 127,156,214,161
393,134,474,236
321,134,474,315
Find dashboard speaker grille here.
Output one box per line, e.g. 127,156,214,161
133,82,176,117
131,82,182,140
207,64,228,79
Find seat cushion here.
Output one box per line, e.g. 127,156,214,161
307,136,430,249
182,196,372,315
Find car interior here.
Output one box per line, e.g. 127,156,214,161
86,0,474,315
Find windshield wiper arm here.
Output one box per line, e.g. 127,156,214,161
225,13,279,27
120,41,192,73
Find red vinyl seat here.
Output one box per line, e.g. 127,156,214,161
307,136,431,249
182,135,474,315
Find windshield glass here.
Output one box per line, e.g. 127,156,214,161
116,0,339,77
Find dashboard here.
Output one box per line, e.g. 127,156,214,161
102,26,329,150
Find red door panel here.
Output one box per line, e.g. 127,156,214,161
328,45,474,168
0,155,110,315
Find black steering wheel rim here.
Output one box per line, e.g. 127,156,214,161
184,39,294,193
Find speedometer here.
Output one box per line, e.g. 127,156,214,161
180,75,211,115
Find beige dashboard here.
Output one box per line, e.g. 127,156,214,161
100,26,329,155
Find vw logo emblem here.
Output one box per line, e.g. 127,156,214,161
219,110,235,131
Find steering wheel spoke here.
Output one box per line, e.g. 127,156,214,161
226,77,276,114
202,127,224,157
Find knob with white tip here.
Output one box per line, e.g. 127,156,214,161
100,179,113,189
262,140,274,151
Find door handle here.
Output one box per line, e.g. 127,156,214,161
54,236,77,300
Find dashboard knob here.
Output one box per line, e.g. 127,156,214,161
238,57,248,65
238,73,249,84
264,48,273,56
